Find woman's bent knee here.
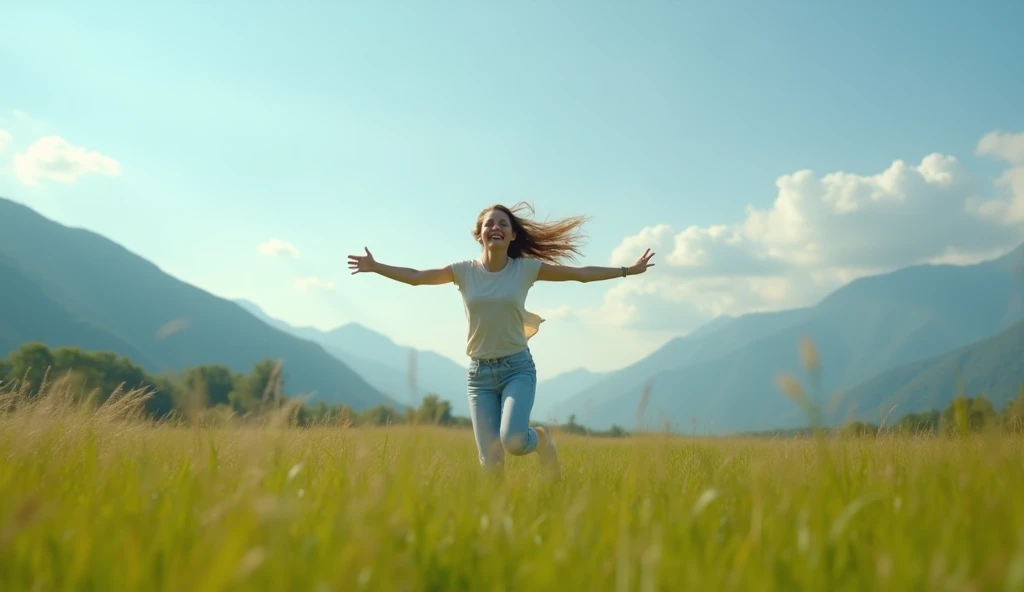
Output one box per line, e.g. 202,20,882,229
500,430,530,455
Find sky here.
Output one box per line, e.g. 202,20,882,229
2,0,1024,380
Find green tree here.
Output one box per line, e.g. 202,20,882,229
893,410,940,435
143,374,178,418
416,394,453,425
1003,384,1024,433
360,405,402,426
559,414,588,435
607,425,628,438
183,365,235,408
229,360,283,414
49,347,150,405
8,342,56,396
940,395,999,435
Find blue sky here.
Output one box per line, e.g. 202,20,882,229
2,0,1024,380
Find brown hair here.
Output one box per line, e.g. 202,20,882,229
473,201,589,264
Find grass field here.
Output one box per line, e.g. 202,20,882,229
2,386,1023,591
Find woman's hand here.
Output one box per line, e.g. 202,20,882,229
347,247,378,275
628,248,656,276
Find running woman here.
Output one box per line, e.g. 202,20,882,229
347,202,655,479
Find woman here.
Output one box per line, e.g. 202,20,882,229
347,202,655,479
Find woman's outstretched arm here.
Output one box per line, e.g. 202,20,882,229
537,248,655,283
347,247,453,286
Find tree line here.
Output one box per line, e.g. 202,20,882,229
741,389,1024,438
0,342,630,435
12,341,1014,438
0,342,473,427
839,389,1024,436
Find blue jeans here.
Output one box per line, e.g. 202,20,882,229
466,348,539,468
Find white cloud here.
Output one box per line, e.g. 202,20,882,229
258,238,301,258
534,304,574,321
972,130,1024,224
586,130,1024,330
977,130,1024,165
294,276,335,292
0,129,11,154
0,109,51,137
13,136,121,186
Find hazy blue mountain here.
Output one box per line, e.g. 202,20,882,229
532,367,606,422
235,299,472,415
0,197,393,410
685,314,736,340
839,319,1024,422
549,307,814,424
235,298,613,420
557,245,1024,433
0,251,158,369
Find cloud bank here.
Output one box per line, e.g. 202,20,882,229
258,238,301,259
13,136,121,186
589,130,1024,331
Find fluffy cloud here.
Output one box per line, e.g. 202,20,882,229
294,276,335,292
258,238,301,258
13,136,121,186
972,130,1024,224
591,130,1024,331
0,129,11,154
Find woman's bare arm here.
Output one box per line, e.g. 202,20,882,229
348,247,453,286
538,264,630,283
537,248,655,283
374,263,453,286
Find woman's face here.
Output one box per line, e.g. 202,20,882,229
478,208,516,251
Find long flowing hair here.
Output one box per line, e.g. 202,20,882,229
473,202,589,265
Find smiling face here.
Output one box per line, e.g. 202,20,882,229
475,207,517,252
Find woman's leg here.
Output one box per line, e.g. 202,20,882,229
497,350,561,479
498,369,539,456
466,361,503,470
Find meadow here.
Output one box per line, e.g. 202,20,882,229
2,382,1023,592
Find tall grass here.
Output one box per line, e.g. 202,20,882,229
1,376,1023,591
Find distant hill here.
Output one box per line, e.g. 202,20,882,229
0,251,157,368
0,197,393,410
532,367,606,422
234,299,611,420
555,245,1024,433
684,314,736,340
839,319,1024,422
549,307,814,424
235,299,472,415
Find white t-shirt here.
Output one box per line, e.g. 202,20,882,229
450,256,545,360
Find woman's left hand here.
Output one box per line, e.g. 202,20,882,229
628,249,656,275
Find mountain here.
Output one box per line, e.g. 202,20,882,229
235,299,472,415
555,246,1024,433
234,299,610,421
684,314,736,340
839,319,1024,422
0,197,394,410
532,367,606,422
0,251,158,368
549,307,814,423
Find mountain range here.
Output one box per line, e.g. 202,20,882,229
3,194,1023,432
551,244,1024,433
234,299,610,419
234,299,473,416
840,319,1024,421
0,197,393,410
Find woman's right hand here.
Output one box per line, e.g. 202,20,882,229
347,247,378,275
